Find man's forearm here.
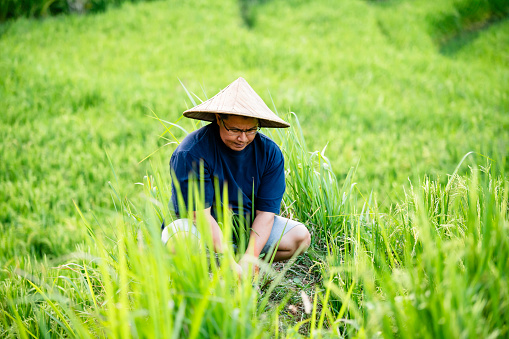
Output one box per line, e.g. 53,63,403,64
202,208,274,261
245,211,275,258
208,213,225,253
199,209,242,276
196,208,225,253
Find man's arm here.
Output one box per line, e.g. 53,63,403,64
199,208,274,276
243,210,275,260
200,207,225,253
200,207,244,276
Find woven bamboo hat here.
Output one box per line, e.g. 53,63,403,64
183,77,290,128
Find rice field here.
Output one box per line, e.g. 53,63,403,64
1,0,508,337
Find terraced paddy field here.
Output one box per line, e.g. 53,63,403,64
1,0,508,337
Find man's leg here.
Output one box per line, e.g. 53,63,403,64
270,224,311,262
261,216,311,262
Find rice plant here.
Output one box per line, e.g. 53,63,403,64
2,108,508,338
313,166,509,338
269,113,357,254
2,159,296,338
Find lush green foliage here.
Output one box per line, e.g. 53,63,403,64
1,0,508,337
0,0,149,22
1,169,286,338
430,0,509,45
2,119,507,338
1,0,507,263
275,116,509,337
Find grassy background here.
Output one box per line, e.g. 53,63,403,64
0,0,508,336
1,0,507,263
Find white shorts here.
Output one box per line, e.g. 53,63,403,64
161,215,304,255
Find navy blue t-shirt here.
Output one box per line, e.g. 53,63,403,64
170,121,285,222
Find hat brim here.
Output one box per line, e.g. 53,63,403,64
182,77,291,129
183,110,290,128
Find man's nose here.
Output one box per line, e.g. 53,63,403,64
237,132,248,142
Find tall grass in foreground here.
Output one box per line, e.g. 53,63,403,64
1,161,296,338
272,114,508,337
301,169,509,338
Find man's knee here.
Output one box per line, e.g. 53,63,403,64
296,224,311,250
161,219,198,245
287,224,311,252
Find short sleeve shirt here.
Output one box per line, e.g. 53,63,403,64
170,121,285,222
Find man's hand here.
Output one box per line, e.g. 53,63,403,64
232,262,243,278
239,254,260,276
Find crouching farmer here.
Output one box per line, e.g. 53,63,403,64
162,77,311,275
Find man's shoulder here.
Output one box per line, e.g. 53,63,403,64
256,133,283,156
175,123,215,155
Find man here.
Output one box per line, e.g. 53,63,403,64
163,77,310,274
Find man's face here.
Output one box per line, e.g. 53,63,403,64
215,114,259,151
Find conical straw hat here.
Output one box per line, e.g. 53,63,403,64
183,77,290,128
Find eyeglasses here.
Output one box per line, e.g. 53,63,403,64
220,118,260,136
